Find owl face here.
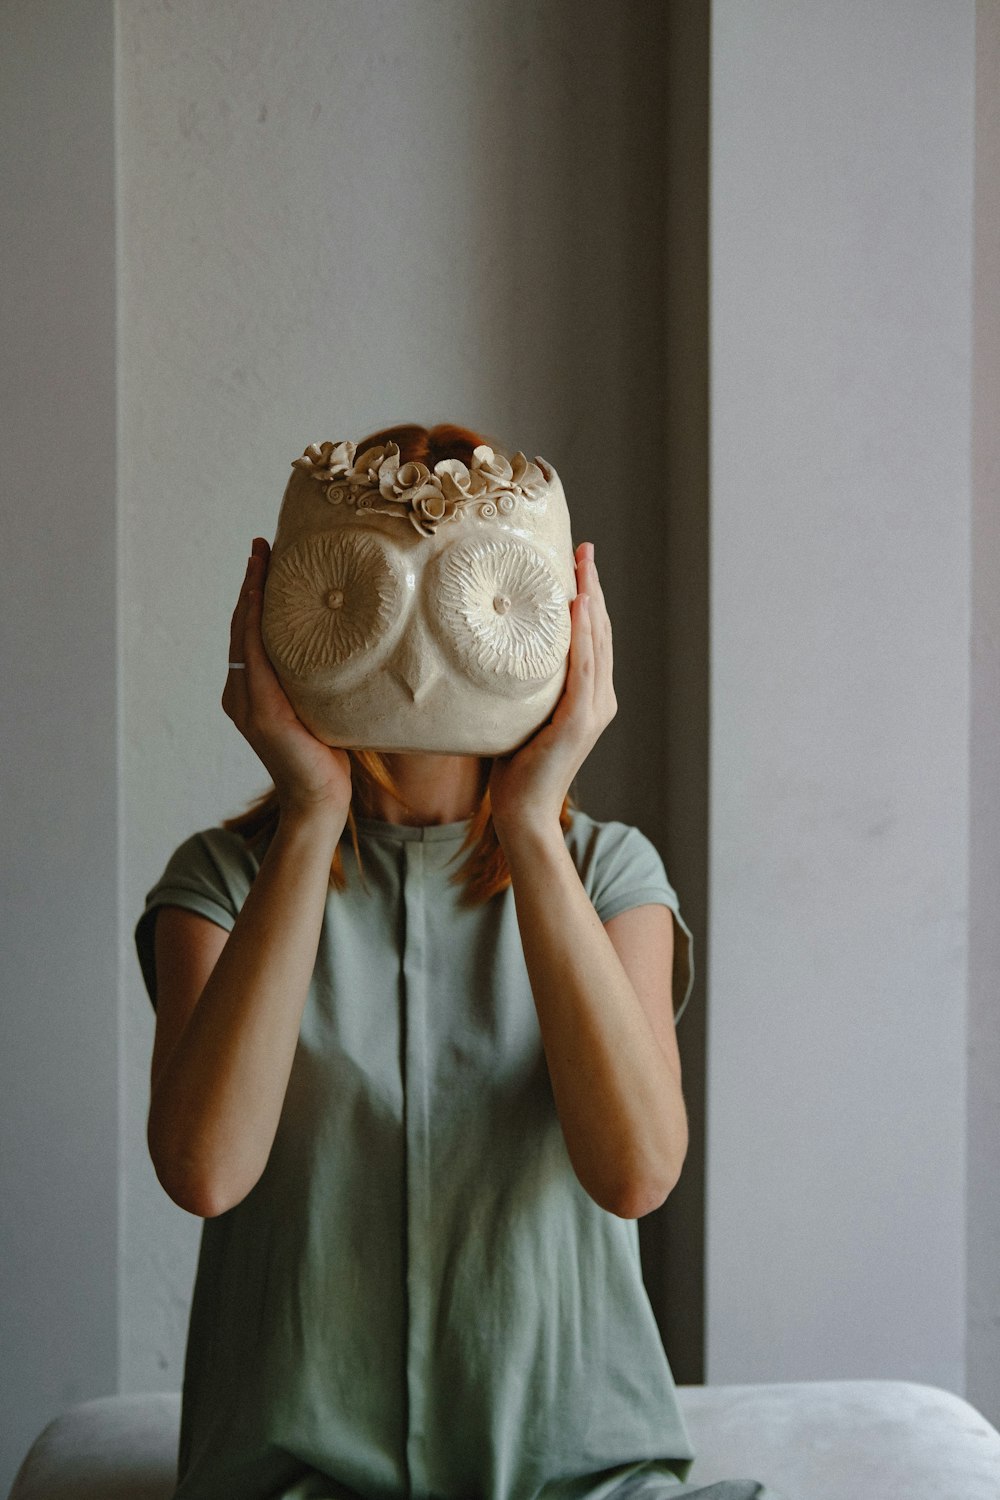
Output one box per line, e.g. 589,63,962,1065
261,460,576,755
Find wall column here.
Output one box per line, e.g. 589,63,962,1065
708,0,974,1392
0,2,119,1492
968,0,1000,1427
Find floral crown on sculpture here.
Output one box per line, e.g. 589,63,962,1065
291,440,553,539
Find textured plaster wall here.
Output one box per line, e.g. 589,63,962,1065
708,0,974,1390
1,2,118,1492
117,0,674,1390
968,0,1000,1426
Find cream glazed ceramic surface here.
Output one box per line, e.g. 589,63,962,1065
261,441,577,755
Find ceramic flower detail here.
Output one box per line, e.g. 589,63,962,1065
413,487,463,532
434,458,476,503
290,440,551,536
509,451,548,499
290,440,358,483
349,443,395,483
471,447,513,487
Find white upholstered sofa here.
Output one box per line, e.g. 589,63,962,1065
8,1381,1000,1499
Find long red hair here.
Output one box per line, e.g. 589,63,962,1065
223,421,575,905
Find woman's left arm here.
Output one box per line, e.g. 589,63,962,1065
490,544,688,1220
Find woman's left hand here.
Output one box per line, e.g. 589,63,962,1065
489,541,617,842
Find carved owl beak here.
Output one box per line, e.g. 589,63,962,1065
387,629,444,704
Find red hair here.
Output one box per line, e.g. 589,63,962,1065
223,422,574,905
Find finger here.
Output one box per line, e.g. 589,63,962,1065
565,588,596,717
228,553,254,664
579,542,609,627
240,550,291,726
578,540,611,690
242,563,272,678
566,552,590,708
224,554,256,721
575,543,615,723
572,541,590,616
230,539,270,656
585,546,614,685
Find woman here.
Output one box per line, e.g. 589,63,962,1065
136,425,777,1499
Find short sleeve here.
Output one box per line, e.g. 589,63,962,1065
134,827,258,1011
567,813,696,1026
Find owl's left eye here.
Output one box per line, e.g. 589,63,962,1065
428,536,571,693
263,531,403,677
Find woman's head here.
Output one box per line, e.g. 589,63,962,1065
260,420,576,756
227,421,576,903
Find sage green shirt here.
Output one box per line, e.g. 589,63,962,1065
136,810,708,1500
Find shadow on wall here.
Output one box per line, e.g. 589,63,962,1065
488,0,710,1381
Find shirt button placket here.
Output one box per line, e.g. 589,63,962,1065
402,840,430,1499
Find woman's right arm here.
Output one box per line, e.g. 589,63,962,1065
147,538,352,1218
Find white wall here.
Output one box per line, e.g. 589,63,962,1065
709,0,975,1392
968,0,1000,1426
0,2,118,1492
117,0,675,1391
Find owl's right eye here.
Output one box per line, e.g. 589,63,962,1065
428,535,571,694
263,531,404,677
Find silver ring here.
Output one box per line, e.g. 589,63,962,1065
227,661,246,670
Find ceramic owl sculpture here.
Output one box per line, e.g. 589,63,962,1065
261,440,577,755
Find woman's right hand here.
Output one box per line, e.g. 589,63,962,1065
150,538,351,1216
222,537,352,821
